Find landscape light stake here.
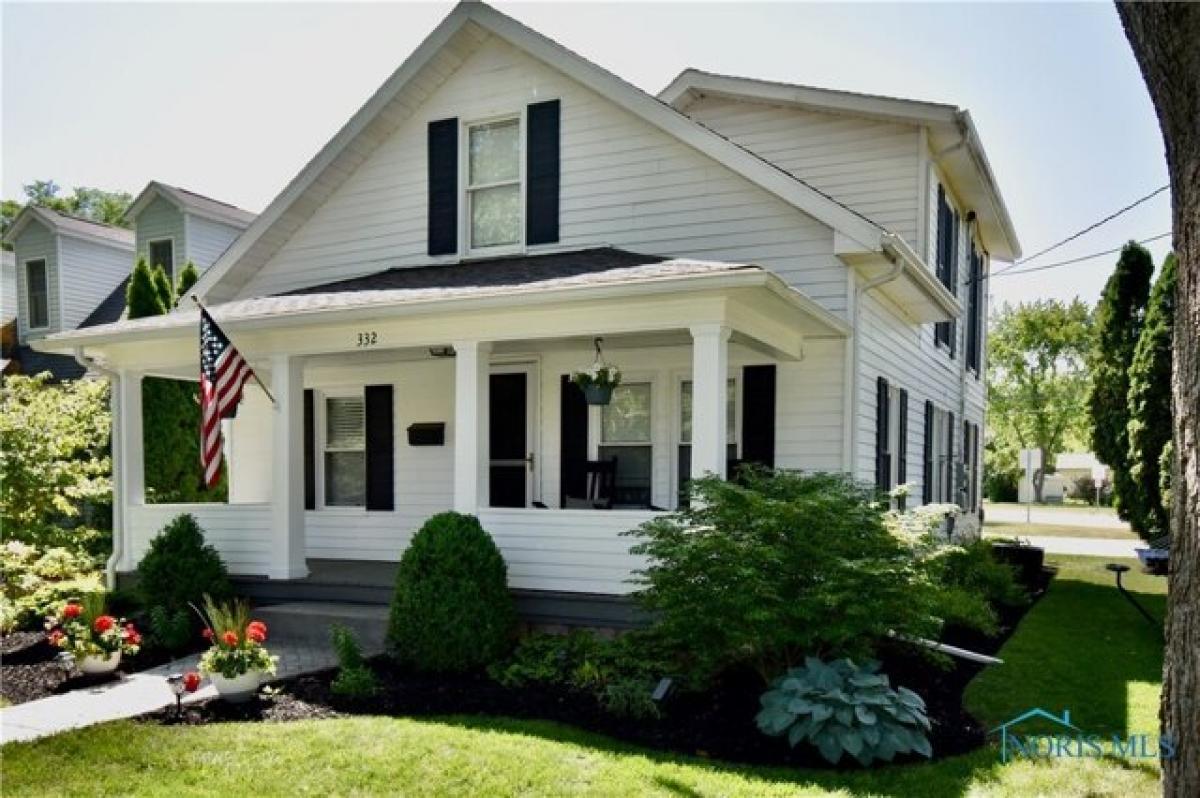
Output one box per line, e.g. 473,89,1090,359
166,673,186,718
1105,563,1164,640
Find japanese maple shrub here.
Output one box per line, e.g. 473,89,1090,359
387,512,515,673
626,470,947,685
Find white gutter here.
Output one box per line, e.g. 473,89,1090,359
73,347,122,589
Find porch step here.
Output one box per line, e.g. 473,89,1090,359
251,602,389,654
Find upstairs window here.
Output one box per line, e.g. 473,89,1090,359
323,394,366,507
467,118,521,250
25,258,49,329
966,243,984,374
148,238,175,283
934,184,959,355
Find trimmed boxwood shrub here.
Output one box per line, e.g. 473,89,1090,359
136,513,231,618
387,512,515,673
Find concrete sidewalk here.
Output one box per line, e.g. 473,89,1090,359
984,503,1130,530
1,638,355,746
983,531,1142,559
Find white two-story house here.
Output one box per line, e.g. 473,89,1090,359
34,2,1019,626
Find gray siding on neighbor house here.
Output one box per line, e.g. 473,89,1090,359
134,196,186,281
12,218,60,342
1,251,16,325
185,213,243,271
58,235,133,331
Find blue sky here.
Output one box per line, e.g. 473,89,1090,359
2,2,1172,307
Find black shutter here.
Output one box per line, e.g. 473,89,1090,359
526,99,560,245
875,377,890,491
364,385,394,511
427,118,458,256
946,410,955,503
560,375,588,506
897,389,908,509
922,400,934,504
948,211,959,358
303,389,315,510
741,365,776,469
966,246,982,372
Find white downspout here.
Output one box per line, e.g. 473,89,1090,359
73,347,122,589
847,249,905,477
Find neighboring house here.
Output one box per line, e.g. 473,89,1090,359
1,251,17,375
34,3,1020,625
1019,451,1109,502
2,206,134,380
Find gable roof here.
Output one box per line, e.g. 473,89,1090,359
2,205,134,250
80,277,130,328
192,1,888,303
659,69,1021,261
124,181,256,229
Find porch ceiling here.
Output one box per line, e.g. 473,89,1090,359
33,254,848,371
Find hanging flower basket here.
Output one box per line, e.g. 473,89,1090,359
571,338,622,406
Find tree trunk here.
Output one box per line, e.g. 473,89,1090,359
1116,4,1200,795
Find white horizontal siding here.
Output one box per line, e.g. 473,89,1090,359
186,214,243,272
478,508,657,594
240,36,848,316
58,236,131,331
682,95,922,249
125,503,272,576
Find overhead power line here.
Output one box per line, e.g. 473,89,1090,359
991,184,1169,277
990,232,1171,280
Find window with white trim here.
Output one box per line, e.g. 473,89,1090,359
930,407,953,503
466,117,521,250
599,382,652,507
25,259,49,329
148,239,175,283
678,379,737,505
323,393,365,507
887,385,902,489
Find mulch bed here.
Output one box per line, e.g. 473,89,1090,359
133,567,1054,770
0,631,206,707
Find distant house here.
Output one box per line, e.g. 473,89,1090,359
0,185,255,381
2,250,17,375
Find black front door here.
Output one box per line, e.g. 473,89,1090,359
489,372,528,507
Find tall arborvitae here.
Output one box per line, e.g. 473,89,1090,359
151,265,174,312
126,257,166,319
1088,242,1153,533
175,261,199,304
1126,253,1177,540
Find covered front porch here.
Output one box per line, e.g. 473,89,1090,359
37,252,849,599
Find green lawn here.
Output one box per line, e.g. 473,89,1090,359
984,521,1139,540
2,556,1165,797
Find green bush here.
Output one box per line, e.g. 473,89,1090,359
600,677,660,721
756,658,932,765
147,605,193,654
626,470,947,684
932,541,1029,611
1,541,103,633
136,514,231,615
489,629,671,692
330,624,379,699
387,512,515,673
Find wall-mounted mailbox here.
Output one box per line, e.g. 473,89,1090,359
407,422,446,446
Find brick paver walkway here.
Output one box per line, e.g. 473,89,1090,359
1,637,376,745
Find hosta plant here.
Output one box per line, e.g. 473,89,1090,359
756,657,932,766
45,592,141,660
196,596,277,679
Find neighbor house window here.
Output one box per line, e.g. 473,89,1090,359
148,239,175,282
599,383,652,507
25,259,49,329
466,117,521,249
323,394,365,507
678,379,737,505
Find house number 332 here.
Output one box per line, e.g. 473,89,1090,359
356,331,379,347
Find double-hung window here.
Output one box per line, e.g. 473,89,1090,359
323,393,366,507
148,239,175,283
25,259,49,329
599,383,653,507
466,117,521,250
678,379,737,505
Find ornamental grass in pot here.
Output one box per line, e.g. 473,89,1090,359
195,596,277,702
45,593,142,674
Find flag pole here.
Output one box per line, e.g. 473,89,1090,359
190,294,277,407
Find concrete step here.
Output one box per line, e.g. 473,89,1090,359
251,602,389,654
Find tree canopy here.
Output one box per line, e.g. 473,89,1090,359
987,299,1093,501
1,180,132,249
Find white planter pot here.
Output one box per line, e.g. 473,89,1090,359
209,670,262,703
78,652,121,674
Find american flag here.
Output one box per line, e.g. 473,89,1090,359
200,308,255,489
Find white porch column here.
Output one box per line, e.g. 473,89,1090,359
113,371,144,574
269,354,308,579
690,324,732,481
453,340,491,512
